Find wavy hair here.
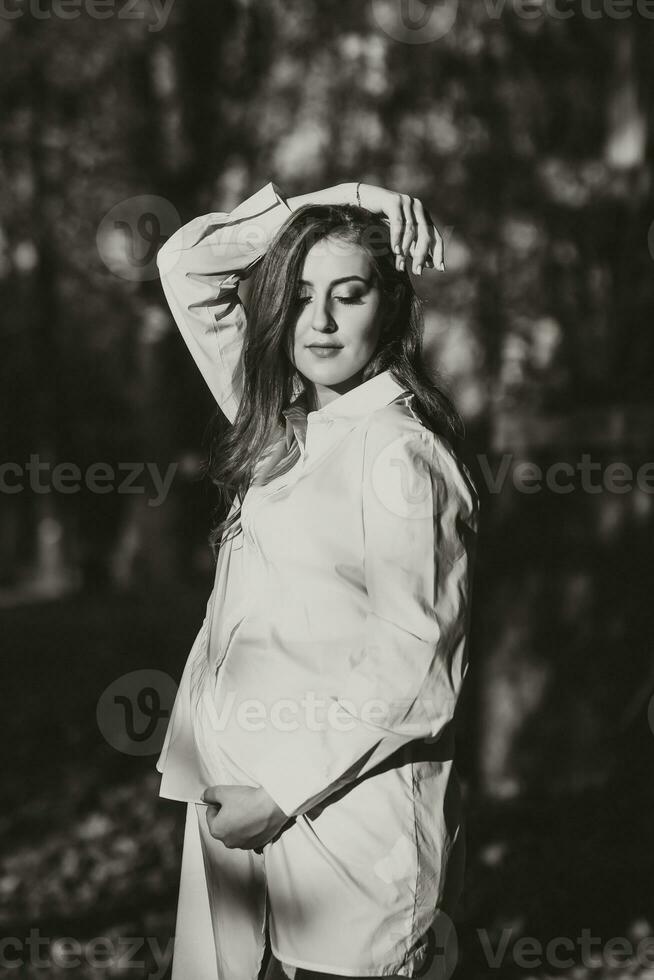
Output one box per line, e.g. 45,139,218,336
204,201,464,559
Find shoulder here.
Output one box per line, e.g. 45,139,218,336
362,400,479,529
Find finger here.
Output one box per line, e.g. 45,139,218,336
432,225,445,271
205,806,226,840
202,785,226,806
205,809,240,849
419,204,445,271
411,199,432,275
400,196,417,259
387,198,405,257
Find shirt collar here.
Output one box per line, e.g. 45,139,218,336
281,370,412,453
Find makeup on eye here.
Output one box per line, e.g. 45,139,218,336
297,275,372,307
297,294,365,306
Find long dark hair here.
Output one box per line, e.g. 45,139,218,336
204,201,464,558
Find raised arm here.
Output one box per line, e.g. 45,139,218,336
156,182,371,422
157,180,444,422
156,182,294,422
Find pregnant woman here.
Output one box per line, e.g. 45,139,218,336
155,180,479,980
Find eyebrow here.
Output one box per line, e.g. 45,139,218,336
299,276,372,288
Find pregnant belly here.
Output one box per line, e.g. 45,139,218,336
192,644,261,790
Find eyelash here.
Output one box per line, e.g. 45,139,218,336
296,296,363,307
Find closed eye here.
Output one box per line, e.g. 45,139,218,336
296,295,364,307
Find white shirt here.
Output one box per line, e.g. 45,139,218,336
155,182,480,979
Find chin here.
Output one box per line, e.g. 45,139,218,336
304,368,360,388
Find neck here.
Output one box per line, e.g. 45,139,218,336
310,369,365,410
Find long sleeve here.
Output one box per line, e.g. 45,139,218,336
248,418,479,819
156,182,294,422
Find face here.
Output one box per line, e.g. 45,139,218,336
289,236,388,400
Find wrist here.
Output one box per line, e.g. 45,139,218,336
287,183,357,212
340,181,358,206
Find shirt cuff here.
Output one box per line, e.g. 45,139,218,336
229,180,294,236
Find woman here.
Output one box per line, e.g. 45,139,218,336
155,180,479,980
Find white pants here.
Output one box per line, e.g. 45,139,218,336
171,803,293,980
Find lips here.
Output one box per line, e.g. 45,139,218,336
307,344,343,357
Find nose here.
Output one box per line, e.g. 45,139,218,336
309,295,337,332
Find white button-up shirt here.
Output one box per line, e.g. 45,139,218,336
155,182,480,979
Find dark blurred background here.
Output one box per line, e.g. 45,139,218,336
1,1,654,978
